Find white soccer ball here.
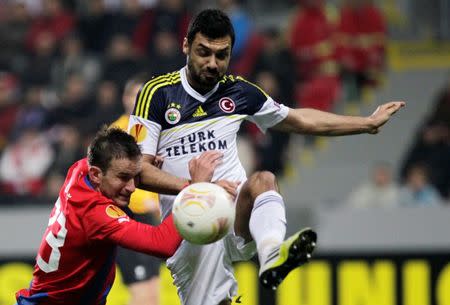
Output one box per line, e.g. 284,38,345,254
172,182,235,245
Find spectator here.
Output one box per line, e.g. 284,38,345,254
110,76,145,129
288,0,341,112
25,0,75,53
22,29,58,86
133,0,190,56
218,0,253,59
401,81,450,199
241,28,296,175
399,163,442,207
251,28,296,105
85,80,122,133
44,125,84,200
0,73,20,150
14,0,44,16
10,86,49,141
252,70,292,175
428,78,450,136
78,0,113,52
147,30,185,76
336,0,386,101
347,162,400,208
47,73,91,129
49,125,84,177
0,126,54,198
51,33,102,93
0,1,31,71
103,34,144,89
107,0,144,40
358,0,386,87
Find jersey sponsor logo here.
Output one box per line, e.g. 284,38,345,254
166,130,228,157
106,205,127,218
219,97,235,113
165,103,182,124
129,124,147,143
192,105,207,117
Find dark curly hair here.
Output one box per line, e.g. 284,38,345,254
187,9,235,48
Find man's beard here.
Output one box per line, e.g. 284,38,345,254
187,59,221,90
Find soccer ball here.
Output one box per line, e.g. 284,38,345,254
172,182,235,245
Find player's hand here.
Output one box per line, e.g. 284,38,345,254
214,180,240,200
189,151,223,183
368,101,405,134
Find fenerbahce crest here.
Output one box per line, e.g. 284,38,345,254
165,102,182,125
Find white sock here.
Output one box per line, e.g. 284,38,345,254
249,190,287,266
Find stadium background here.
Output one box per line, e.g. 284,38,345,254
0,0,449,304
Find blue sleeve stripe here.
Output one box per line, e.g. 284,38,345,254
16,291,48,305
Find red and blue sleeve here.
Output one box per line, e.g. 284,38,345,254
83,202,182,258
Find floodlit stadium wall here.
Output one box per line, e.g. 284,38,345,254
1,206,449,305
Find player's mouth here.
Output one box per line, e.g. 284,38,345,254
118,193,131,201
202,71,219,79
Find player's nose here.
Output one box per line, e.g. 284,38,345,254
125,179,136,193
207,55,218,70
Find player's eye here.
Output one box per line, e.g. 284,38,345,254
118,174,131,182
216,52,228,60
197,48,210,57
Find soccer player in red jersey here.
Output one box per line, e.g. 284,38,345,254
15,127,223,305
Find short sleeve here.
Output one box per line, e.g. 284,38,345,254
247,97,289,133
128,115,160,156
128,80,167,155
132,81,166,124
240,79,289,133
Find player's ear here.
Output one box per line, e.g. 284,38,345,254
182,37,189,55
88,166,103,186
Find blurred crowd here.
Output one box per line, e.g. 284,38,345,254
0,0,399,205
347,80,450,207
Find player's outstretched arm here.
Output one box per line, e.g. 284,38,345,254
138,151,224,195
110,214,182,258
272,101,405,136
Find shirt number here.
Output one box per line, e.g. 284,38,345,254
36,198,68,273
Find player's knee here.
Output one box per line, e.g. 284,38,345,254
247,171,278,197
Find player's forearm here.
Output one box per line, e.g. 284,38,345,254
139,162,188,195
279,108,375,136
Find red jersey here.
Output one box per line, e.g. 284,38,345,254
16,159,182,305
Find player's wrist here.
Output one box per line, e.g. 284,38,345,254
364,116,378,133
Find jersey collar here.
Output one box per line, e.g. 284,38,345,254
180,66,219,103
84,175,95,190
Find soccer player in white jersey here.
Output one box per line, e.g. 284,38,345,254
128,9,405,305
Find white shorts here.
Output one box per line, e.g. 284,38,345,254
166,232,256,305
